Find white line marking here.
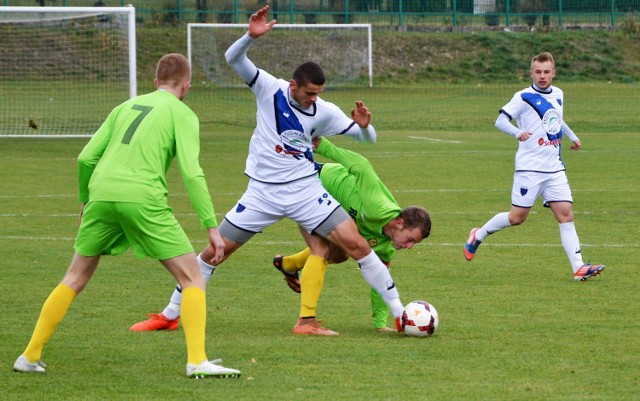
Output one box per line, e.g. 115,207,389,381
407,135,463,144
0,236,633,248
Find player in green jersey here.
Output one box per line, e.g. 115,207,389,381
274,137,431,332
13,53,240,379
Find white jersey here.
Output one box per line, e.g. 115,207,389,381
225,33,376,184
499,85,567,173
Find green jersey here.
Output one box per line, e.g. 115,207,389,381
77,89,217,228
315,139,401,262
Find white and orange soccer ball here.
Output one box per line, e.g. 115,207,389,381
401,300,439,337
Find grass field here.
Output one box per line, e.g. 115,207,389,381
1,85,639,401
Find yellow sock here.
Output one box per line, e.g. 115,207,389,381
299,255,328,318
181,287,207,365
283,247,311,272
23,283,77,362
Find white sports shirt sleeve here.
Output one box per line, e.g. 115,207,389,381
498,85,577,173
224,33,376,184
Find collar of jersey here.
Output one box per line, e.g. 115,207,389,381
288,90,317,116
531,84,552,94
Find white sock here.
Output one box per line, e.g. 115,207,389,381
477,212,511,241
161,253,217,321
559,221,584,272
197,253,217,284
357,251,403,318
162,286,182,320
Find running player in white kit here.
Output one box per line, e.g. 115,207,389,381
130,5,406,335
464,52,604,281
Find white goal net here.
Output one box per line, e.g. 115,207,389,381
0,6,136,137
187,23,373,89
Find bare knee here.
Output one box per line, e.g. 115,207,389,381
508,207,529,226
549,202,574,223
61,254,100,293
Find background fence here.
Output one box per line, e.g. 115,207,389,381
4,0,640,28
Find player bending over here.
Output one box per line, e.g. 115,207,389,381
273,137,431,333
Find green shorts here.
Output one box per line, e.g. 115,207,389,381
74,201,194,260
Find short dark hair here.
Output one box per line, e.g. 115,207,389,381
399,206,431,240
293,61,325,87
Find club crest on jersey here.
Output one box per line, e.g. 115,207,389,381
539,109,563,147
368,238,378,247
520,187,529,196
542,108,562,136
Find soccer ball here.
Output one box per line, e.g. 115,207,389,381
401,300,439,337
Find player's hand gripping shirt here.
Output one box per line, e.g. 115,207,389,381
315,138,401,262
77,90,218,228
499,85,569,173
225,33,376,184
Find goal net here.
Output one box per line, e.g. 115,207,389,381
187,23,372,89
0,6,136,137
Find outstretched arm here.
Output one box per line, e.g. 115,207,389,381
248,5,276,39
224,6,276,84
351,101,371,128
351,100,377,143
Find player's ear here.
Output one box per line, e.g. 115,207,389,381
394,217,405,230
289,79,298,90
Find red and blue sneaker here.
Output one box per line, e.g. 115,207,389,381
464,228,482,261
573,263,605,281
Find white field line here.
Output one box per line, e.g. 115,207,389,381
0,192,244,199
1,185,638,200
0,235,634,248
407,135,463,144
1,208,637,218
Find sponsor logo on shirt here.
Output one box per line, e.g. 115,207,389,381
281,129,313,161
537,136,562,148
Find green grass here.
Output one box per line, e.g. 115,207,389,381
1,86,639,401
133,27,640,84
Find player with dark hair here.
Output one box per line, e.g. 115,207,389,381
130,6,407,336
274,137,432,332
464,51,604,281
14,53,241,378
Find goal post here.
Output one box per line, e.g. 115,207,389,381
187,23,373,89
0,6,136,138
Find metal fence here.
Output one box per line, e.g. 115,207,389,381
4,0,640,28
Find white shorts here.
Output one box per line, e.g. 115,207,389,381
511,171,573,208
223,176,342,235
